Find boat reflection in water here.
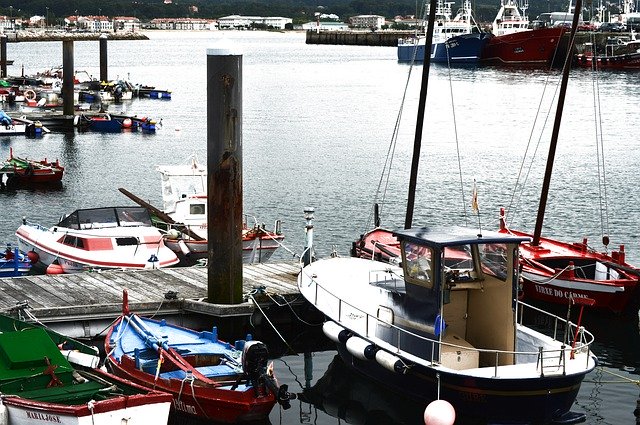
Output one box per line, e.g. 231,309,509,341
299,354,426,425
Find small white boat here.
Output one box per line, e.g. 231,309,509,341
157,156,284,263
16,206,180,273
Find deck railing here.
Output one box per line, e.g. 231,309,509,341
303,267,594,377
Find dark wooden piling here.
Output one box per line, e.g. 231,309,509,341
0,35,6,78
99,34,108,82
62,40,74,117
206,43,243,304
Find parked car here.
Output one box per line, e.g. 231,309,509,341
597,22,626,32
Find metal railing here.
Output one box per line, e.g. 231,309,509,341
303,267,595,377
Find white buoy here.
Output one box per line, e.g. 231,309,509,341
423,399,455,425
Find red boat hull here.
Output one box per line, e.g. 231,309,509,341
500,228,640,313
106,356,276,422
575,52,640,70
481,27,566,65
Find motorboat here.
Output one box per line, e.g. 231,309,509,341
299,226,597,423
15,206,180,273
156,156,284,263
1,147,63,187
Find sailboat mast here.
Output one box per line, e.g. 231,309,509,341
405,0,438,229
532,0,583,246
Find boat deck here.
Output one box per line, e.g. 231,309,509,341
0,262,301,321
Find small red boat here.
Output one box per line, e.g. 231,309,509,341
575,37,640,70
105,290,292,422
1,147,64,186
498,209,640,313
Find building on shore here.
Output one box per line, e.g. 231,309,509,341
217,15,292,30
148,18,217,30
300,21,350,31
349,15,386,30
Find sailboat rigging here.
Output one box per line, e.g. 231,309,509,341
298,0,597,423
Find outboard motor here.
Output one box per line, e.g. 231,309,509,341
242,340,294,409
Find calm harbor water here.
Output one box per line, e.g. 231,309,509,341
1,31,639,424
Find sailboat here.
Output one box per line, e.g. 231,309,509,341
299,1,596,423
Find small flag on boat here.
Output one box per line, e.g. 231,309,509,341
471,179,479,214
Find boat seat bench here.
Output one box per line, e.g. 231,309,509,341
159,364,238,380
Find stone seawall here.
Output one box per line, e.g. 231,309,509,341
5,31,148,42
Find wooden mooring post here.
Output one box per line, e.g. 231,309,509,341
0,34,6,78
206,42,243,304
99,34,108,82
62,40,74,117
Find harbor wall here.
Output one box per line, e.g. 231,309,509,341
306,30,621,54
306,30,411,47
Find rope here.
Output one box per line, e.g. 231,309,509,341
248,293,297,355
583,366,640,386
444,41,469,225
588,36,610,249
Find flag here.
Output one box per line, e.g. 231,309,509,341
471,180,479,214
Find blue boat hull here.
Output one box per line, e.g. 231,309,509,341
398,33,492,64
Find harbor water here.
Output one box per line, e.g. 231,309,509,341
1,31,639,424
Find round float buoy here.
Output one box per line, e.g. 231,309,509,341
26,251,39,264
46,262,64,275
423,400,455,425
122,118,132,128
24,89,36,101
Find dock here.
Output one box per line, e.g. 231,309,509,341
0,262,302,338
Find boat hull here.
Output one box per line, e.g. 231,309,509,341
500,228,640,313
336,342,586,424
398,33,491,64
574,52,640,69
16,223,179,273
3,390,171,425
164,234,284,263
481,27,566,65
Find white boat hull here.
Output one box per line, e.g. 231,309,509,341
5,400,171,425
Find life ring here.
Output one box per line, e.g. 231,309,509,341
24,89,36,101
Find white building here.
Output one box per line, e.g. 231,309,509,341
148,18,217,30
217,15,292,30
114,16,141,32
300,21,350,31
78,16,114,32
349,15,386,29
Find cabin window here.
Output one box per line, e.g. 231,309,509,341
116,237,140,246
61,235,85,249
190,204,206,215
478,243,508,281
402,242,434,288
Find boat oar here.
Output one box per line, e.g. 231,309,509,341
118,187,205,241
570,297,595,359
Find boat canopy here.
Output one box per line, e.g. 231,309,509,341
57,207,153,229
393,226,530,249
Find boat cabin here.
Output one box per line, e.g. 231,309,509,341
392,226,530,369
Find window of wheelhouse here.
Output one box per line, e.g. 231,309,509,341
401,241,434,288
61,235,85,249
190,203,206,215
478,243,508,281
